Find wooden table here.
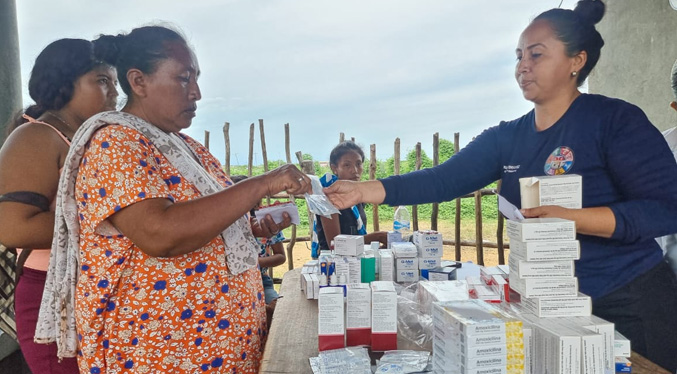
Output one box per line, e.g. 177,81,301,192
259,268,670,374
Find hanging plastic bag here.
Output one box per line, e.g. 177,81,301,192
305,174,340,218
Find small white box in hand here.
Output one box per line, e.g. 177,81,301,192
520,174,582,209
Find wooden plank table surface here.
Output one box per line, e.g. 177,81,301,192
259,268,670,374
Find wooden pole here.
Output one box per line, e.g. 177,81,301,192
296,151,315,237
223,122,230,175
351,137,355,143
259,119,270,205
339,133,345,143
454,132,461,261
412,142,422,232
204,130,210,150
431,133,440,231
496,180,505,265
370,144,379,232
285,124,296,270
474,189,484,265
248,123,255,177
394,138,401,175
285,123,291,167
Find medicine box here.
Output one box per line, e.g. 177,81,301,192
378,250,394,282
509,254,575,279
346,283,371,347
334,235,364,256
371,281,398,351
520,174,582,210
318,287,345,351
508,274,578,298
506,218,576,242
521,293,592,318
509,240,580,261
392,242,417,258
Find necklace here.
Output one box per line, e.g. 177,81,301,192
47,111,78,140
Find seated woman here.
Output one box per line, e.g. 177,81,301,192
0,38,118,374
34,26,310,374
311,141,386,258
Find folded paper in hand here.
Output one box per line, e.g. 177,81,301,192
256,202,300,225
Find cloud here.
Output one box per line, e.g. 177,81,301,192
16,0,576,165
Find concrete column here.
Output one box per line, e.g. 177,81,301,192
0,0,22,145
589,0,677,130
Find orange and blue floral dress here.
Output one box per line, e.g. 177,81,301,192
74,125,266,374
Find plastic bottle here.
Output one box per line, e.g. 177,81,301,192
393,205,412,238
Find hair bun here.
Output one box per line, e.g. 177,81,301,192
92,33,125,66
574,0,606,25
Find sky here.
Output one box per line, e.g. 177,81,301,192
15,0,579,166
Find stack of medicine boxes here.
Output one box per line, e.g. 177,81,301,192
432,299,524,374
414,230,444,279
511,175,608,374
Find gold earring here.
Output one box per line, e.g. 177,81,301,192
571,71,578,77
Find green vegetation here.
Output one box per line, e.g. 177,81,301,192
229,138,499,232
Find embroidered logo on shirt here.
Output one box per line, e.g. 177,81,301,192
544,146,574,175
503,165,520,173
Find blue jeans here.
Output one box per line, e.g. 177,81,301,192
261,274,279,304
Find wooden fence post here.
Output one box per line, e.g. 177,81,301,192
412,142,422,232
339,133,345,143
259,119,270,205
394,138,401,175
296,151,315,238
248,123,255,177
285,124,297,270
496,180,506,265
223,122,230,175
431,133,439,231
454,133,461,261
369,144,379,232
474,190,484,265
204,130,210,150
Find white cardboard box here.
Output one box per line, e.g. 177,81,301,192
318,286,345,351
508,254,575,279
506,218,576,242
413,230,443,247
509,240,580,261
509,274,578,298
522,293,592,318
392,242,418,258
396,269,418,283
346,283,371,347
334,235,365,256
378,249,394,281
614,330,631,358
371,281,398,351
419,257,442,270
418,245,444,258
520,174,582,209
418,281,469,314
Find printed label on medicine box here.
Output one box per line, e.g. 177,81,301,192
509,255,575,279
508,274,578,298
509,240,580,261
522,294,591,318
506,218,576,242
419,257,442,270
396,257,418,270
392,242,417,258
418,245,443,258
396,269,418,283
413,231,443,247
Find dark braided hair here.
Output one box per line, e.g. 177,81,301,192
534,0,606,86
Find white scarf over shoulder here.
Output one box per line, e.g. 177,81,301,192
34,111,259,358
